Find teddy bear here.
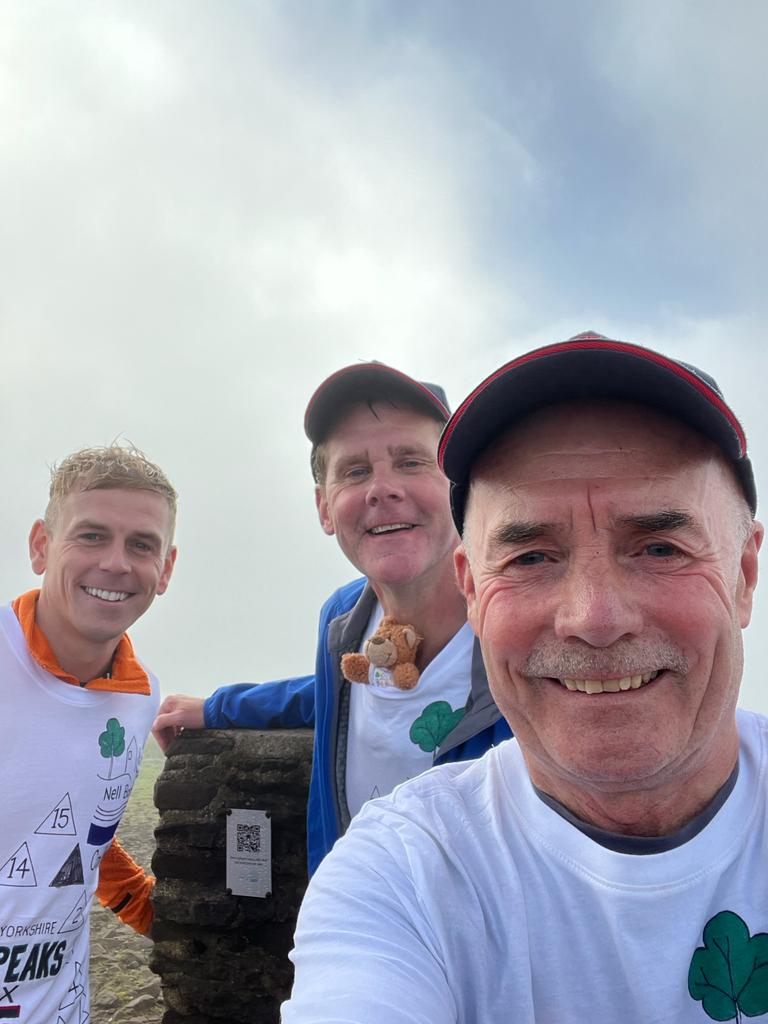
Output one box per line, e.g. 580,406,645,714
341,616,421,690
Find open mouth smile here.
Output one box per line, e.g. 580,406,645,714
367,523,415,535
554,670,661,694
82,586,132,603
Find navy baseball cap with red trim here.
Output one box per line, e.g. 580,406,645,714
305,361,449,446
439,332,756,531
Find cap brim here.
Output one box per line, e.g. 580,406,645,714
439,339,755,529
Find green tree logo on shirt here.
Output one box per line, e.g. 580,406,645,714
688,911,768,1021
99,717,126,779
409,701,465,753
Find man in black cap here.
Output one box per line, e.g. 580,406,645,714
283,334,767,1023
153,362,510,874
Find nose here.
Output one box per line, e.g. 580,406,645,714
365,467,404,506
553,557,642,648
98,540,131,575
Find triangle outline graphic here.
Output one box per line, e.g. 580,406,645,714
58,960,85,1010
0,841,38,887
35,793,77,837
59,890,88,933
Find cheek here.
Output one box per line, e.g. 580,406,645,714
414,476,451,515
474,579,543,656
645,569,739,641
325,491,356,532
152,557,168,582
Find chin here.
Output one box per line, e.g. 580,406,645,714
76,611,134,639
561,751,677,788
79,626,127,645
371,564,429,587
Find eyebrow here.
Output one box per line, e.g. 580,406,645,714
488,509,696,549
332,452,368,472
70,519,163,544
131,530,164,545
490,521,553,547
332,443,435,474
389,443,435,460
617,510,694,532
70,518,110,534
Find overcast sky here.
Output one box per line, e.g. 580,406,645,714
2,1,767,714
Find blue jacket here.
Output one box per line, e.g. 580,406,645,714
204,578,512,875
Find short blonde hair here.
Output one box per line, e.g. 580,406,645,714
44,444,178,539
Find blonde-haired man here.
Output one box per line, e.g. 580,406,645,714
0,445,176,1022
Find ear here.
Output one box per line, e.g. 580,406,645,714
454,544,480,635
402,627,417,650
156,546,178,596
29,520,49,577
315,486,335,536
737,520,763,628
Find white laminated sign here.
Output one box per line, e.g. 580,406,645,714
226,808,272,898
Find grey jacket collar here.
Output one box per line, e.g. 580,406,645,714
327,582,500,760
328,583,378,655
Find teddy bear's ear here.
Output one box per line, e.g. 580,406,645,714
402,627,418,649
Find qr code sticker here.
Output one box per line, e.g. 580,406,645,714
236,823,261,853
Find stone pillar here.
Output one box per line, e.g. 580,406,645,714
150,729,313,1024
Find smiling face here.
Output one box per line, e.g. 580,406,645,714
456,401,762,803
315,402,458,589
30,487,177,667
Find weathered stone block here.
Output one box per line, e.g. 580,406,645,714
166,731,236,756
155,778,219,810
151,729,313,1024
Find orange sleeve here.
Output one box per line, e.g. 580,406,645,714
96,837,155,936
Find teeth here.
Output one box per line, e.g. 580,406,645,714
370,524,412,535
84,587,130,603
560,671,660,695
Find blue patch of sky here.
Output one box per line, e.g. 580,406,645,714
377,2,746,323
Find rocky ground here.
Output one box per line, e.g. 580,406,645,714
90,751,165,1024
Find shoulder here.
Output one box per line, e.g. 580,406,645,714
307,740,527,930
348,741,517,858
737,706,768,739
737,706,768,760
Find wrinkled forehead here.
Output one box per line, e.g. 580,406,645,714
469,400,737,507
326,400,444,446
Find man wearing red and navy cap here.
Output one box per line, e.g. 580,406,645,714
154,362,511,875
284,333,767,1024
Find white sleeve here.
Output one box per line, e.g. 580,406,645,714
281,809,458,1024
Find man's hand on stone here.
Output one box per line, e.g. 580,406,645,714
152,694,206,752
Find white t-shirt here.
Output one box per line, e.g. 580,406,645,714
345,603,473,818
286,709,768,1024
0,604,158,1023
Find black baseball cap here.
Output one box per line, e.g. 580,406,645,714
439,331,756,531
305,361,449,446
